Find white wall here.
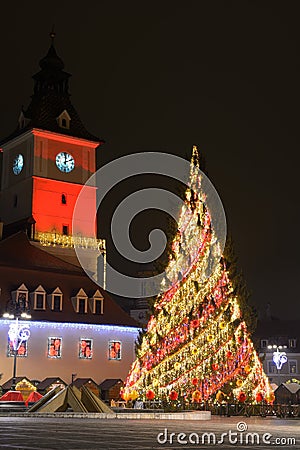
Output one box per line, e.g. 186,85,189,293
0,320,139,385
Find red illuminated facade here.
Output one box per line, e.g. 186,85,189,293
0,36,104,242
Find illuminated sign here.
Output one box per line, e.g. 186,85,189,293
8,319,30,353
272,348,288,370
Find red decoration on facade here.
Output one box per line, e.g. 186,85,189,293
108,340,122,360
48,337,62,358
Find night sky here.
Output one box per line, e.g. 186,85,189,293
1,2,299,319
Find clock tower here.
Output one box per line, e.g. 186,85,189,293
0,34,105,277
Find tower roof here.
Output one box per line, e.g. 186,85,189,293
0,35,104,145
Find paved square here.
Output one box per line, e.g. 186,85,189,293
0,416,299,449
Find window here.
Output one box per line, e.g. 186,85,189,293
53,296,62,312
289,339,297,348
11,284,30,315
31,285,46,310
62,225,69,236
48,287,63,311
36,294,44,309
261,339,268,348
289,361,297,374
7,340,27,357
61,194,67,205
72,289,88,313
57,109,71,129
94,299,103,314
89,290,104,314
79,338,93,359
78,298,86,314
13,195,18,208
268,361,277,374
108,341,122,360
48,337,62,358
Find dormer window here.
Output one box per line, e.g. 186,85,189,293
47,287,63,312
31,285,46,310
72,288,88,314
289,339,297,348
57,109,71,130
11,284,30,314
89,290,104,315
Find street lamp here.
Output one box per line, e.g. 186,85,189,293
3,293,31,390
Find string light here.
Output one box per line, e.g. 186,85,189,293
124,146,273,405
0,319,140,335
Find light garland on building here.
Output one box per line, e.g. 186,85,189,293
0,319,140,335
35,231,106,252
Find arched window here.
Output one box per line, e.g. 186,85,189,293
61,193,67,205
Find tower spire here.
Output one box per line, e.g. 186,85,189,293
50,25,56,44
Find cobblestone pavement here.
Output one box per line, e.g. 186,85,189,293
0,416,299,449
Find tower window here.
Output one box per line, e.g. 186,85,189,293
13,195,18,208
61,194,67,205
62,225,69,236
57,109,71,129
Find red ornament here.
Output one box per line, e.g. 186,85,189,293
238,392,246,403
192,377,198,386
169,390,178,401
226,350,232,358
146,390,155,400
255,392,263,403
212,363,219,371
190,319,200,328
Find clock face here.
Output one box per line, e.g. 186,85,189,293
13,154,24,175
55,152,75,173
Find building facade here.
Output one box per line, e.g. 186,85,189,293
0,36,139,386
256,320,300,387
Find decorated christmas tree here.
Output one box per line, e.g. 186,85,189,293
123,146,274,406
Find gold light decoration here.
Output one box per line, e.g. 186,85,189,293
123,146,273,405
